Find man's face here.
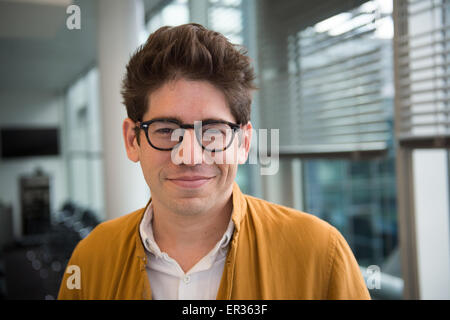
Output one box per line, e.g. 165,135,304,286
123,78,252,216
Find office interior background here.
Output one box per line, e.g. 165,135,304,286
0,0,449,300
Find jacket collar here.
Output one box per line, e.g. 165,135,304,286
230,181,247,233
217,181,248,299
134,198,153,299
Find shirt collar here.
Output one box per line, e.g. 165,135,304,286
139,202,162,257
139,200,235,258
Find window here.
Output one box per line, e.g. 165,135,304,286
395,0,450,146
208,0,244,44
256,0,402,298
284,0,394,154
299,0,397,268
146,0,189,35
65,68,104,219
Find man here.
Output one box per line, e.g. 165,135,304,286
58,23,370,300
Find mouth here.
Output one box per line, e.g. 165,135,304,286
166,176,215,188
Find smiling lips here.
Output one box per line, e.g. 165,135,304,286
167,175,215,188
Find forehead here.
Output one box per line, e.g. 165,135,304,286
144,78,236,123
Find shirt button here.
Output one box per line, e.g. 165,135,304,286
183,275,191,284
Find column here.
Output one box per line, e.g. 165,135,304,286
98,0,149,220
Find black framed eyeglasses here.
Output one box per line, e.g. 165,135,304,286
136,118,241,152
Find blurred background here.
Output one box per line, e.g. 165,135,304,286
0,0,449,300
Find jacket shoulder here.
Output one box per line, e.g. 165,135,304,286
238,195,369,299
67,209,144,264
75,207,145,254
243,194,333,237
58,207,147,299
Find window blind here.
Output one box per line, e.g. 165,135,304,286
394,0,450,148
257,0,393,156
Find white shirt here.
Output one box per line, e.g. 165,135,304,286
139,202,235,300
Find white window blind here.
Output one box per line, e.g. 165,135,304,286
258,0,394,156
394,0,450,148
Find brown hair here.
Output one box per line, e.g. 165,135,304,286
121,23,257,142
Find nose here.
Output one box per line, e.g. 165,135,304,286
173,129,203,166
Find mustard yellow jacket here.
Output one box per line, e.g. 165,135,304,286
58,182,370,300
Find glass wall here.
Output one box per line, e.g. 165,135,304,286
289,1,400,298
303,155,398,271
65,68,105,221
298,0,398,274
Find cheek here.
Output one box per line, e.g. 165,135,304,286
214,164,236,185
139,148,169,182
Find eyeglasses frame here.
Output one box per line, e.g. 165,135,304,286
136,118,242,152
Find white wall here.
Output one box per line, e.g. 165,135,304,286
413,149,450,300
0,90,68,238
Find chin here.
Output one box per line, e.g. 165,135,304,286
167,197,211,216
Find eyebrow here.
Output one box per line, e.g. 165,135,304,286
202,118,231,123
147,117,233,123
147,117,182,123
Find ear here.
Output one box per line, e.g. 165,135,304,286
237,121,253,164
123,118,140,163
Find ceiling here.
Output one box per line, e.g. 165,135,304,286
0,0,170,94
0,0,97,93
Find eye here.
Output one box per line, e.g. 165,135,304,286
155,128,174,135
203,128,223,135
